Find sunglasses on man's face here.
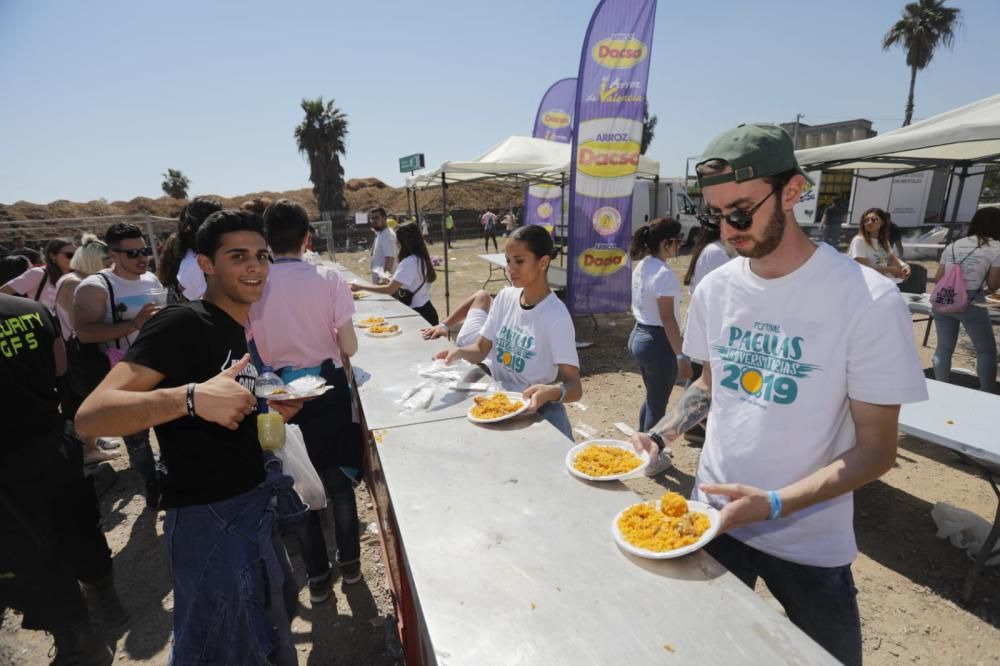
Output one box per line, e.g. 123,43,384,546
112,246,153,259
697,187,778,231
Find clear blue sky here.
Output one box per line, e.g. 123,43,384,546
1,0,997,205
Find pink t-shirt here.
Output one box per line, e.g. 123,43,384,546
247,260,355,370
3,266,57,312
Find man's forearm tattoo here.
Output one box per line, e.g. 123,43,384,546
651,384,711,441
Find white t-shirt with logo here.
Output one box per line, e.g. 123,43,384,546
683,243,927,567
631,256,681,326
689,241,733,296
479,287,579,393
371,227,398,282
78,269,163,351
848,235,898,268
392,255,431,308
177,250,206,301
938,236,1000,292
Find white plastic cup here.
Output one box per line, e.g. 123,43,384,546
147,288,168,306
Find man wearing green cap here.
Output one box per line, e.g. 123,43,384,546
631,124,927,664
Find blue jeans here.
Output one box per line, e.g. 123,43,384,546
295,466,361,579
538,401,573,441
706,534,861,666
933,292,997,392
164,479,298,665
628,323,678,432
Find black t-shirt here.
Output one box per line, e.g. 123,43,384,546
0,294,61,436
124,300,263,508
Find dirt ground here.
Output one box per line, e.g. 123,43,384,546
2,233,999,665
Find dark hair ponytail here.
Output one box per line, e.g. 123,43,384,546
684,225,721,286
629,217,680,260
509,224,559,264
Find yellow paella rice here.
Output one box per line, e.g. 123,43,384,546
617,494,711,552
470,393,524,419
572,445,642,477
368,324,399,335
660,490,689,518
359,316,385,327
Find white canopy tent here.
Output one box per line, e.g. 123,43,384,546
404,135,660,313
406,135,660,189
795,94,1000,236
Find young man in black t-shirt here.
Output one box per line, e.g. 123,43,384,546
0,294,115,665
77,211,303,665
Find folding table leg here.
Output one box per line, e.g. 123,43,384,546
923,316,933,347
962,466,1000,601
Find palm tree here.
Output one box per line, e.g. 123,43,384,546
294,98,349,217
882,0,961,126
161,168,190,199
641,100,657,154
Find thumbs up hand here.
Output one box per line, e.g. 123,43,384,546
194,354,257,430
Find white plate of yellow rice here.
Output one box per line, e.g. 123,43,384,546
612,494,721,559
565,439,649,481
466,391,530,424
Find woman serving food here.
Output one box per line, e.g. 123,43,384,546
433,225,581,440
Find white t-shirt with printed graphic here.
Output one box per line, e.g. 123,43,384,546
631,256,681,326
392,255,431,308
683,243,927,567
938,236,1000,292
479,287,579,393
78,269,163,351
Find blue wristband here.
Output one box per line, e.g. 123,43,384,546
767,490,782,521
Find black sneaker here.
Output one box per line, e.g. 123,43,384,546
308,567,333,604
340,561,363,585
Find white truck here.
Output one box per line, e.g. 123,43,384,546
793,169,984,230
630,178,703,244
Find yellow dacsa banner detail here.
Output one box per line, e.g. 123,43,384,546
542,111,572,129
591,38,648,69
576,140,641,178
577,247,628,277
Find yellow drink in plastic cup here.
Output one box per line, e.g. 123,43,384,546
257,412,286,451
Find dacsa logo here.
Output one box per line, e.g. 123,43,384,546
592,38,648,69
542,111,571,129
577,137,641,179
577,247,627,277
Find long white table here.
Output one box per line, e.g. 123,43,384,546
899,379,1000,600
376,418,835,665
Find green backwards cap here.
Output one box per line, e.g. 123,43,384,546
696,123,813,188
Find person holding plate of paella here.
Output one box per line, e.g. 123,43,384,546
433,225,581,440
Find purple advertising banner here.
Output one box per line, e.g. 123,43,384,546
566,0,656,315
525,78,577,230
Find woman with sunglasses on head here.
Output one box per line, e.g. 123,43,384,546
628,219,691,474
1,238,77,312
848,208,910,281
350,221,440,325
433,224,582,440
54,235,121,464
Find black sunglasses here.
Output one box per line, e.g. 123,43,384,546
697,187,778,231
111,246,153,259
